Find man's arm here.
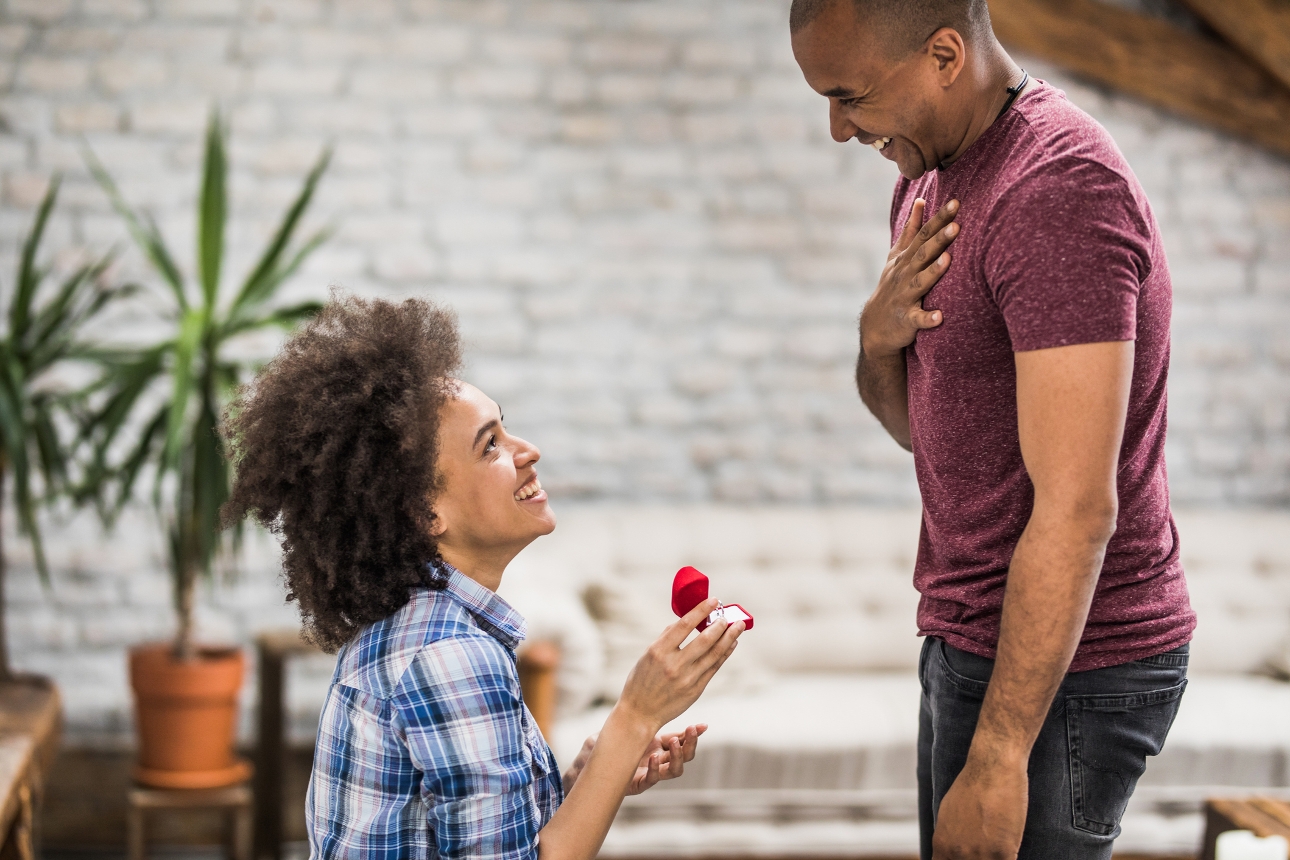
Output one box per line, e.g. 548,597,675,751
857,198,960,450
931,339,1134,860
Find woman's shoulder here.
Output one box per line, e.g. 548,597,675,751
334,588,511,700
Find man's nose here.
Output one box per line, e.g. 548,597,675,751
829,100,860,143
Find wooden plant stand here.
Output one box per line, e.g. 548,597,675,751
126,783,252,860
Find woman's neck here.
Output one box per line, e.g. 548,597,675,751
438,544,513,594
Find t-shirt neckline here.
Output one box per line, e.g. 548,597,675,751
937,80,1047,176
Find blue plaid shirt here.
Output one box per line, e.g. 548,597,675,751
307,565,564,859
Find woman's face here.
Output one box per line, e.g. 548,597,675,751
431,381,556,571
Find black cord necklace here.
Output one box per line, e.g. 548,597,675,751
996,69,1029,121
936,69,1030,172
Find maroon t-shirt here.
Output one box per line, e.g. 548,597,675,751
891,82,1195,672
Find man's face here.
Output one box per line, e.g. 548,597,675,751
791,1,953,180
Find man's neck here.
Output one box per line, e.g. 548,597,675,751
939,47,1026,169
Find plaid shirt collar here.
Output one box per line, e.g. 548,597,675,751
434,561,527,652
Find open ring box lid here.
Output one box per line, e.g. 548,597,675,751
671,566,754,632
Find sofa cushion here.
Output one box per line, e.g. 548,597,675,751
553,672,1290,791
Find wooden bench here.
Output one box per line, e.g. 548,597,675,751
0,678,61,860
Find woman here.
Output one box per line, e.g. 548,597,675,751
223,295,743,860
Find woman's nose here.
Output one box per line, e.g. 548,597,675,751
513,436,540,466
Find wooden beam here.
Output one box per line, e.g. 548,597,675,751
1177,0,1290,92
987,0,1290,158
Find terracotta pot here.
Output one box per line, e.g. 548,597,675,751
129,643,252,789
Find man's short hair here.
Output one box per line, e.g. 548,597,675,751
789,0,991,56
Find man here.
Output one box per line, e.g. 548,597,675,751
789,1,1195,858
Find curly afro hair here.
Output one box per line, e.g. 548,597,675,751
222,294,462,652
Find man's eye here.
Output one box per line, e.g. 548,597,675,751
484,435,497,453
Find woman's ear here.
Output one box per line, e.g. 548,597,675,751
429,508,448,538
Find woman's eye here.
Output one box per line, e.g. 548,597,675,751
484,435,497,453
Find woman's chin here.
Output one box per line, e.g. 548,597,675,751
517,492,557,535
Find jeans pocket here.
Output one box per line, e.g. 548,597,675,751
934,639,993,698
1066,679,1187,835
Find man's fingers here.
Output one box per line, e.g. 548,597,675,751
909,251,952,298
910,221,959,273
908,307,944,330
917,199,959,245
895,198,927,252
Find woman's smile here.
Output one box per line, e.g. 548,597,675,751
514,474,545,503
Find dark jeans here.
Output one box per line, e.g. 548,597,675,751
917,637,1188,860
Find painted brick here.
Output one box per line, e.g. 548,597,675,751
6,0,75,23
17,58,92,93
95,56,169,93
0,0,1288,747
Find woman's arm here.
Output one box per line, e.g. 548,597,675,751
563,724,708,795
538,598,743,860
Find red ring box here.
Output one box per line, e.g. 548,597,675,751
672,566,754,632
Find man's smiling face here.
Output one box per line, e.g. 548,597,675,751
791,0,954,180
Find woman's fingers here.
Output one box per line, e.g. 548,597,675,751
660,598,722,650
663,736,685,778
635,751,663,793
696,620,743,671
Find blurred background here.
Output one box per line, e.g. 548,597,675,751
0,0,1287,858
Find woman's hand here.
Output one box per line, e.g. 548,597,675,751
617,598,744,734
536,601,739,860
564,725,709,794
628,724,706,794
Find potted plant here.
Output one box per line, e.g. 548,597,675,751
0,175,132,802
0,175,131,674
83,111,330,788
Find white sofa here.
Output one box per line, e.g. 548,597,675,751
498,506,1290,858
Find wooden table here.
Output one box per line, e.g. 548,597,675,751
0,678,61,860
1201,798,1290,860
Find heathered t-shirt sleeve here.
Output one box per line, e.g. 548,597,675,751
982,158,1152,352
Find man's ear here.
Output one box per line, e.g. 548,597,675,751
926,27,966,87
429,508,448,538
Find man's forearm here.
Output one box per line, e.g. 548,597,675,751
968,502,1115,767
856,347,912,451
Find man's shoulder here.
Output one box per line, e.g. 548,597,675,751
333,589,497,699
1008,84,1140,191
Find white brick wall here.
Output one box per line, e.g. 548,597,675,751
1,0,1288,742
